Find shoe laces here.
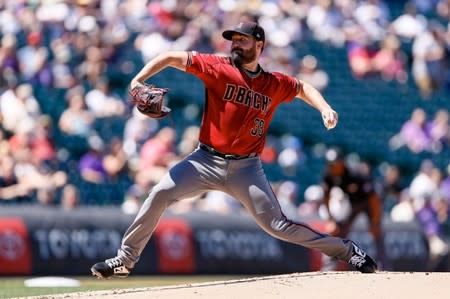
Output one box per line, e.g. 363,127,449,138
106,257,123,268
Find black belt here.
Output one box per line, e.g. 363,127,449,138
199,143,256,160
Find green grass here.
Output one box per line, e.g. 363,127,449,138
0,275,247,298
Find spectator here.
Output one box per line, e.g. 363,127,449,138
296,55,329,91
298,184,329,221
306,0,345,46
121,184,145,215
263,45,297,75
85,78,125,118
17,30,51,86
134,126,177,187
139,126,177,171
353,0,390,42
408,160,449,261
321,147,385,268
77,45,108,86
78,135,107,184
0,83,41,135
389,108,432,153
198,190,242,215
412,23,447,97
425,109,450,150
8,125,33,155
0,34,19,76
49,37,77,89
123,107,159,162
389,2,427,42
277,134,304,177
30,115,56,164
276,180,301,221
17,149,67,199
371,34,408,83
374,163,404,213
346,26,375,79
102,137,128,179
0,5,20,36
390,188,416,223
134,28,172,62
0,155,32,202
177,125,200,158
0,148,67,203
58,88,95,138
436,0,450,20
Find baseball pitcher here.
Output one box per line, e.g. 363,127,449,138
91,21,377,279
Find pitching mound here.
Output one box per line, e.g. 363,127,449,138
52,271,450,299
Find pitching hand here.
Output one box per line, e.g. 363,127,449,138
321,108,338,130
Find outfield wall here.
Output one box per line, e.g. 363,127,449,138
0,206,433,275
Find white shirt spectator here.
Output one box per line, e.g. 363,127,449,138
85,81,125,117
0,85,41,134
390,11,427,40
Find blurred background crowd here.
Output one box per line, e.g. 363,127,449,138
1,0,450,262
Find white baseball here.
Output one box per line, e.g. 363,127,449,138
322,110,338,130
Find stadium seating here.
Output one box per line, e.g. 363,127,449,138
5,0,449,207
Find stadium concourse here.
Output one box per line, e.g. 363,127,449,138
1,0,450,273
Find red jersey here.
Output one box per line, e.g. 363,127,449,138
186,51,300,155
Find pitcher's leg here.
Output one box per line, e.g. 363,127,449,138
91,149,228,278
118,176,204,268
118,153,213,268
226,159,353,261
236,190,352,261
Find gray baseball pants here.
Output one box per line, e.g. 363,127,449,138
117,145,353,268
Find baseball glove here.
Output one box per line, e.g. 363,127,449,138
129,82,171,119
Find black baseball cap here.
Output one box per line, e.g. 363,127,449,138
222,21,265,43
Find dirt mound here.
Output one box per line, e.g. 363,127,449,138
40,271,450,299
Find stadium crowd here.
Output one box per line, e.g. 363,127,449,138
0,0,450,260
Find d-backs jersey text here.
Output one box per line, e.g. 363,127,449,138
186,51,300,155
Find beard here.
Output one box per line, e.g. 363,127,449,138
231,44,257,66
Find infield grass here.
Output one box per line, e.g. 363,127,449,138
0,275,247,298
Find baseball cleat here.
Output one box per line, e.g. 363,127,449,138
348,242,377,273
90,257,131,279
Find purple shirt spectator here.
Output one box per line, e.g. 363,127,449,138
399,108,431,153
416,203,441,236
78,136,106,184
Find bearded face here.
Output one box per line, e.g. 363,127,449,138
231,38,258,65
